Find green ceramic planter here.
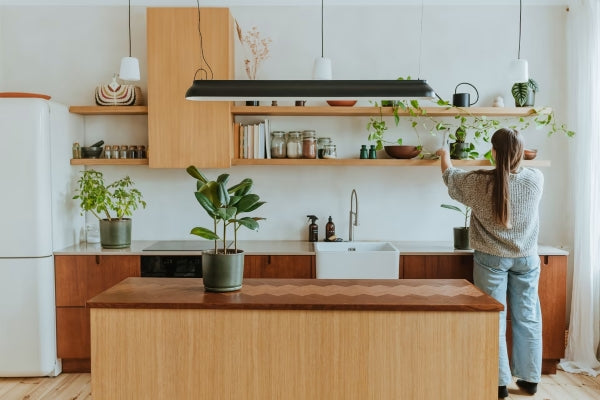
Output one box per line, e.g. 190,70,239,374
202,249,245,292
453,227,470,250
99,218,132,249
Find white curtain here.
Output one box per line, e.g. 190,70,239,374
558,0,600,377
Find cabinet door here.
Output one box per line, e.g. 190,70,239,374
538,255,567,361
55,255,141,306
401,255,473,281
56,307,89,359
147,8,233,169
244,255,315,278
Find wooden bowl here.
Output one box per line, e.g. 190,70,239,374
384,145,420,159
326,100,357,107
523,149,537,160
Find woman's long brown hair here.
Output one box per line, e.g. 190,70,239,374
490,128,524,228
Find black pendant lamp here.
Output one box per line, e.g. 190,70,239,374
185,1,436,102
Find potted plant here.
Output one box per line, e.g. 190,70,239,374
73,169,146,249
186,166,265,292
441,203,471,250
512,78,539,107
449,123,479,160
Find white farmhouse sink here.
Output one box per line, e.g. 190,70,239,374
314,242,400,279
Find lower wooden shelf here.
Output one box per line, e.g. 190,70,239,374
232,158,551,167
70,158,148,166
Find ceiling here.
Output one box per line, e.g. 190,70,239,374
0,0,572,6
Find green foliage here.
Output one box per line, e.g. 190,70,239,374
186,166,265,253
441,203,471,228
511,78,539,106
73,169,146,221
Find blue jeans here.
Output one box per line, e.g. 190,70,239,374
473,250,542,386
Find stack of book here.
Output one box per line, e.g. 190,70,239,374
234,120,271,159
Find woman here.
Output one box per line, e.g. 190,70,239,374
436,128,543,398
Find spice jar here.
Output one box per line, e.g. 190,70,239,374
120,145,128,159
286,131,302,159
72,142,81,159
104,145,112,159
317,137,332,159
112,145,120,159
323,144,337,159
302,130,317,159
128,145,138,159
270,131,286,158
139,145,147,159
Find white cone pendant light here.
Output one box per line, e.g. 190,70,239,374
312,0,332,80
119,0,140,81
511,0,529,83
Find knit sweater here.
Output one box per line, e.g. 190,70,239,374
442,166,544,257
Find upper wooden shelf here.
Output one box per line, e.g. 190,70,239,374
232,158,550,167
231,106,543,117
69,106,148,115
70,158,148,166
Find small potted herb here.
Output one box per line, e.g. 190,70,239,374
73,169,146,249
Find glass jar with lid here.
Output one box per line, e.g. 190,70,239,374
317,137,332,159
270,131,287,158
323,144,337,159
302,130,317,159
286,131,302,158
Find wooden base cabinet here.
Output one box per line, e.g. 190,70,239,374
401,254,567,374
244,255,315,278
54,255,140,372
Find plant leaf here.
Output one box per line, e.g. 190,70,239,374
441,204,463,213
190,227,220,240
236,217,260,231
194,192,218,217
235,194,259,213
186,166,207,184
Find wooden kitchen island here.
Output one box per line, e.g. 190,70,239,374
87,278,503,400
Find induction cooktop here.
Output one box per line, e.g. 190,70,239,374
142,240,232,251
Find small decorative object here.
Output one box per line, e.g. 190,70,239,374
295,100,306,106
235,21,272,81
326,100,357,107
492,96,504,107
95,74,143,106
73,170,146,249
452,82,479,107
441,203,471,250
523,149,538,160
186,167,265,292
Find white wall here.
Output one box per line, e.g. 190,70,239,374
0,4,573,249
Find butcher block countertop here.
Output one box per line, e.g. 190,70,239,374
87,277,503,312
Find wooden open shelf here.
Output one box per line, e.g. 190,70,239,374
231,106,543,117
69,106,148,115
232,158,550,167
70,158,148,166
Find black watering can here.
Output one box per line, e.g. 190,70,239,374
452,82,479,107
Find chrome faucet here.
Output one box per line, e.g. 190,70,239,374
348,189,358,241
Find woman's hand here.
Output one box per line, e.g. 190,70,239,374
436,147,453,173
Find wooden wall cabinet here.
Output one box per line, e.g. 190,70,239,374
401,254,567,374
244,255,315,278
54,255,140,372
146,7,233,168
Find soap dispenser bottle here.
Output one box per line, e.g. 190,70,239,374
325,216,336,241
307,215,319,242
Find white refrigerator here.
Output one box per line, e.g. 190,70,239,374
0,97,83,377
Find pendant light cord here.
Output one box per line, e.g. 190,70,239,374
127,0,132,57
321,0,324,58
417,0,424,79
194,0,214,80
518,0,522,59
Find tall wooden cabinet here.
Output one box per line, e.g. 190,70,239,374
146,8,233,168
54,255,140,372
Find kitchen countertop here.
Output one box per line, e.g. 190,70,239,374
87,277,504,312
54,240,569,256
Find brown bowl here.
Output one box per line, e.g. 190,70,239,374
523,149,537,160
384,145,420,159
326,100,357,107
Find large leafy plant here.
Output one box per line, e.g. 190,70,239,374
74,169,146,221
186,166,265,254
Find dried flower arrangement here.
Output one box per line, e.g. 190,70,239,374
235,21,272,80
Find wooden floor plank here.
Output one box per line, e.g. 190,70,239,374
1,370,599,399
